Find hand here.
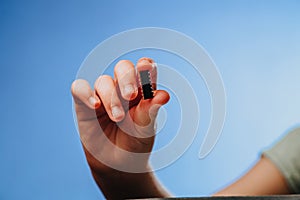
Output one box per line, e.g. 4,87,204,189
71,58,170,198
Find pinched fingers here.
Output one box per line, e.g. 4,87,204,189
136,57,157,90
73,58,159,123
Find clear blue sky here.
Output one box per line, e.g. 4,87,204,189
1,0,300,199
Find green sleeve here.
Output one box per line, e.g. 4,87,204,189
262,128,300,193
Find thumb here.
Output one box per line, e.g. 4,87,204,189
134,90,170,127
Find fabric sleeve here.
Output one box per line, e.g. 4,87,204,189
262,127,300,193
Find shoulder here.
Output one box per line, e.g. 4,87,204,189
263,127,300,193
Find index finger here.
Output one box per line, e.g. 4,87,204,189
136,57,157,90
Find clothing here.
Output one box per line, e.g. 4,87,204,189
263,127,300,193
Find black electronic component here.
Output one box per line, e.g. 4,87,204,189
139,70,154,99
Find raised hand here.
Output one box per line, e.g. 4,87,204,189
71,58,170,198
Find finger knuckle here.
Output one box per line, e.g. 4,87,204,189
115,60,134,74
94,75,112,89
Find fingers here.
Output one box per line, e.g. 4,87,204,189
71,79,100,109
72,57,165,124
136,57,157,90
94,75,125,122
114,60,138,100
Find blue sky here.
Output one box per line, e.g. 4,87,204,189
1,0,300,199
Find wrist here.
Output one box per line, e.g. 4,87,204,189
92,164,152,186
92,165,169,199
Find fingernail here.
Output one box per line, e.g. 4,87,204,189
124,84,134,97
139,59,151,66
88,96,98,107
152,62,157,68
111,106,123,119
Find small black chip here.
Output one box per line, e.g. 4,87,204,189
139,70,154,99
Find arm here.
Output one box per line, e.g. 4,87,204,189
214,156,290,196
92,149,290,199
84,146,170,199
72,58,170,199
215,128,300,196
72,57,298,198
91,165,169,199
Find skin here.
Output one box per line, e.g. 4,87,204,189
214,155,290,196
71,57,291,199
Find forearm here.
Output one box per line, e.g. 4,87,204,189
92,168,170,199
213,157,290,196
